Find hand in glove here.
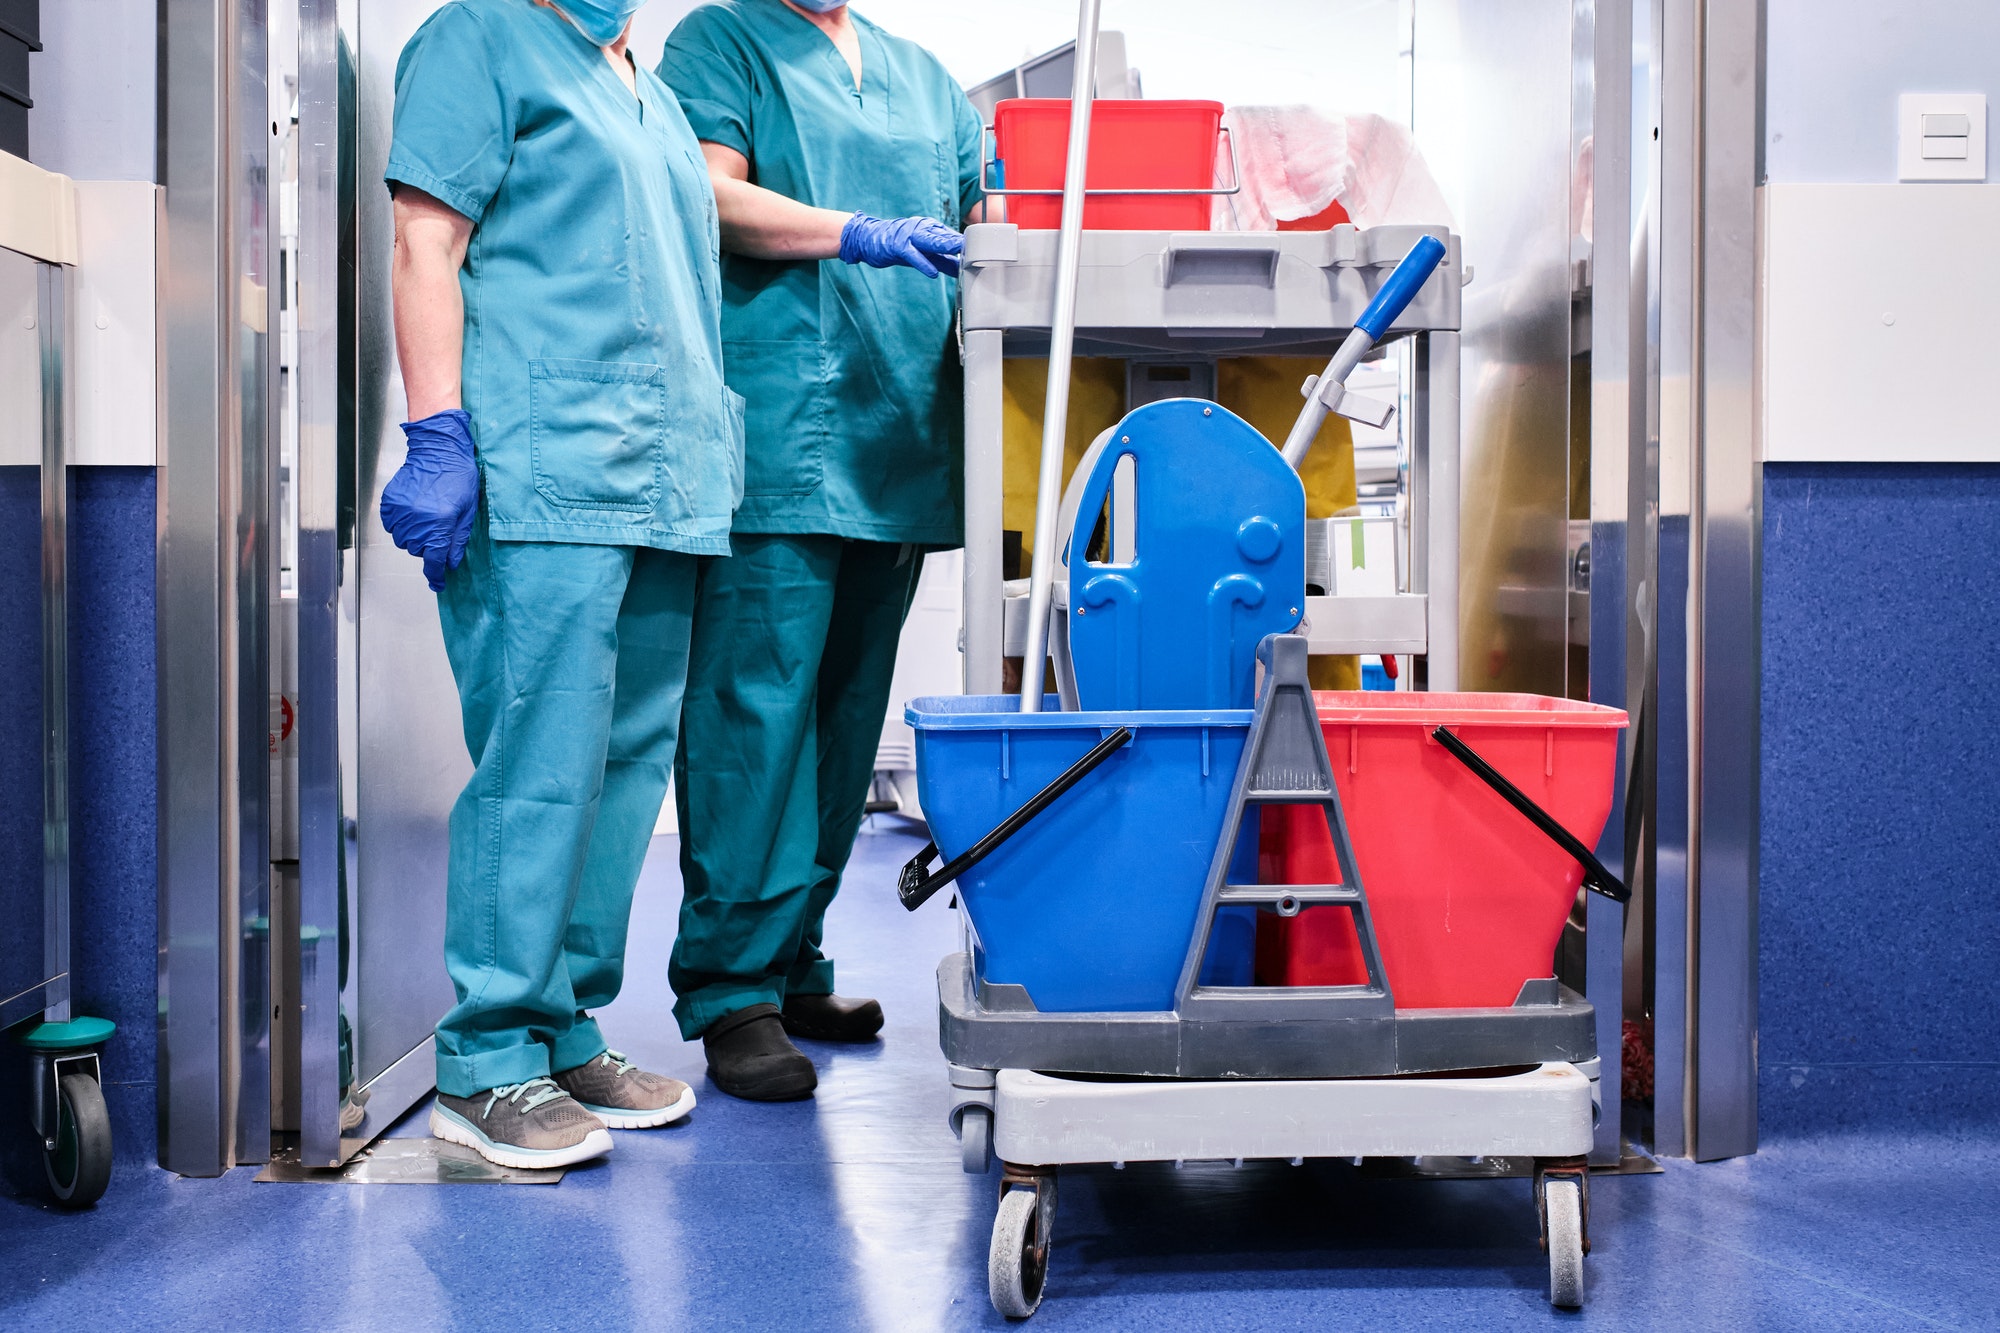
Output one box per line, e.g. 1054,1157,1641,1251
380,408,481,592
837,213,963,279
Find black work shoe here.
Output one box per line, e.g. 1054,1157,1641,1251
702,1004,818,1102
781,993,885,1043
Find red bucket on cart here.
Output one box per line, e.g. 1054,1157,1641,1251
992,98,1223,231
1256,692,1627,1008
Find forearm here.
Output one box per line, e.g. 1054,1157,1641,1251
710,174,850,262
390,190,474,420
393,265,465,419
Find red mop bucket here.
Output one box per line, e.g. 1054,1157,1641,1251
1256,692,1626,1008
993,98,1223,231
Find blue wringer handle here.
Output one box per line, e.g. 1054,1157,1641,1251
1280,234,1449,468
1356,234,1448,339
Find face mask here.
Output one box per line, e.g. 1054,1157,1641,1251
788,0,848,12
553,0,646,45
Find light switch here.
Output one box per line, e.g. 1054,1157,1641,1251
1900,94,1986,181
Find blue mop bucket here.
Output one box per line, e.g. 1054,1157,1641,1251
906,695,1253,1012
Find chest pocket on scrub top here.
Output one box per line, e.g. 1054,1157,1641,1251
529,358,667,512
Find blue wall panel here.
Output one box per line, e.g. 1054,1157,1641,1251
1760,462,2000,1136
65,466,159,1165
0,467,45,1014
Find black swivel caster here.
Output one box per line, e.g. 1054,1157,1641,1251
22,1017,116,1208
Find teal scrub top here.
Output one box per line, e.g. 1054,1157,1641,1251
658,0,984,545
386,0,745,556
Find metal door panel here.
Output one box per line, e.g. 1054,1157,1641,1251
349,0,463,1100
286,0,460,1165
1414,0,1577,699
158,0,276,1177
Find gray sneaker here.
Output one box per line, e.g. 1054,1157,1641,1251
554,1049,696,1129
429,1077,613,1169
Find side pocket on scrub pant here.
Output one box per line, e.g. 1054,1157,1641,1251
529,358,667,512
723,386,746,507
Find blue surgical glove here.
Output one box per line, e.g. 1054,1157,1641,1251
838,213,963,279
380,408,480,592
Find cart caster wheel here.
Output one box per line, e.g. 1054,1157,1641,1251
1543,1176,1584,1308
43,1074,112,1208
989,1183,1051,1318
960,1106,993,1175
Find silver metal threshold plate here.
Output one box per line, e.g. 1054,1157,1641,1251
255,1138,567,1184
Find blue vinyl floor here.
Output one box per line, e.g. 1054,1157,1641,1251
3,826,1998,1330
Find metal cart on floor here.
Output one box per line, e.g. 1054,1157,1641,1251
907,629,1607,1315
904,6,1621,1313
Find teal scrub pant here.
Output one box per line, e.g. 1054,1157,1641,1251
670,535,922,1038
432,520,697,1097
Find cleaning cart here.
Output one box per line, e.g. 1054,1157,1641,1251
903,8,1627,1312
905,632,1623,1314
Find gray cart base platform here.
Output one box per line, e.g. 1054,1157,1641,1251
951,1045,1600,1317
978,1062,1595,1167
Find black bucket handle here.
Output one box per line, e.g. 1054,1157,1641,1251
1431,726,1630,904
898,726,1133,911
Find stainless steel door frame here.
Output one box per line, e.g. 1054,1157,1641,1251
2,226,78,1033
1585,0,1643,1168
1642,0,1763,1162
292,0,348,1169
1684,0,1761,1164
36,259,73,1029
1646,0,1693,1162
0,247,59,1030
158,0,274,1177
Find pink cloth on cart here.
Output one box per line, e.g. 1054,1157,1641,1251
1214,107,1455,232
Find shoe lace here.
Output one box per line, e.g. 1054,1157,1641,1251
480,1076,567,1120
598,1050,638,1080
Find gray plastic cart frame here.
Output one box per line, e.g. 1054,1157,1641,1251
956,222,1464,694
938,956,1597,1080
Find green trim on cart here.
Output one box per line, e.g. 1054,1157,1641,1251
19,1016,117,1051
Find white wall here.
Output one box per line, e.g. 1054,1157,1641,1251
25,0,1414,179
27,0,157,180
632,0,1411,122
629,0,707,66
22,3,160,467
1765,0,2000,184
1759,0,2000,462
